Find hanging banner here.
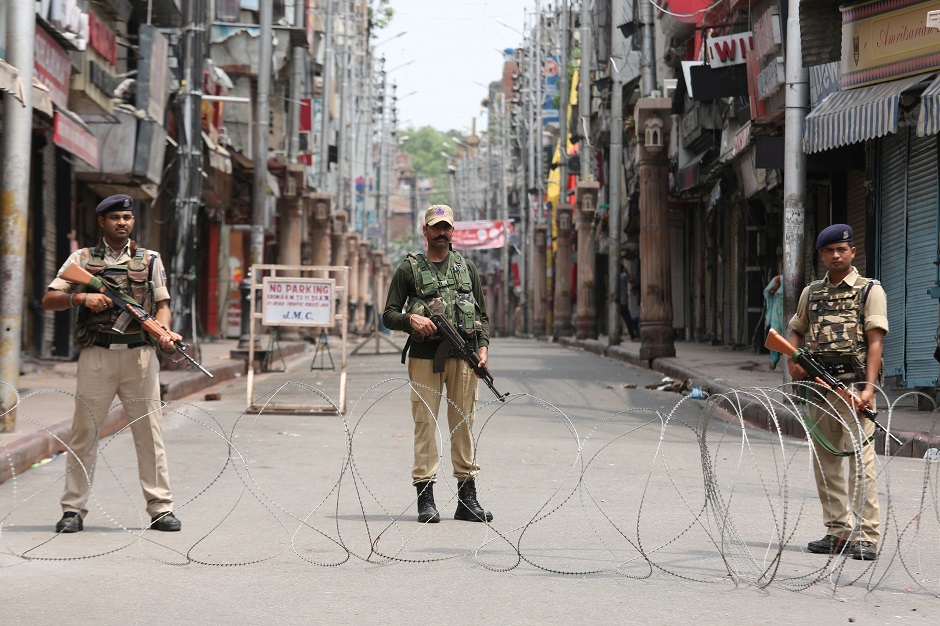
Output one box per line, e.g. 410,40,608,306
452,220,512,250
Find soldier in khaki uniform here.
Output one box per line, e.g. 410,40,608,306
383,204,493,524
787,224,888,561
42,194,183,534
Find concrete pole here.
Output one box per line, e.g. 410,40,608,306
288,0,306,163
783,0,808,335
607,0,626,346
640,0,657,98
337,0,350,218
251,0,273,267
578,0,593,181
319,0,335,190
558,0,569,205
0,0,35,431
499,98,512,335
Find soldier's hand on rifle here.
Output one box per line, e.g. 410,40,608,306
158,330,183,353
787,358,807,381
84,293,112,314
476,346,488,373
850,384,876,416
408,313,437,338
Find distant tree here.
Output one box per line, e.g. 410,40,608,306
369,0,394,30
398,125,460,205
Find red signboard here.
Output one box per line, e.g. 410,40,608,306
452,220,512,250
299,97,312,131
34,26,71,109
88,10,117,66
54,112,100,169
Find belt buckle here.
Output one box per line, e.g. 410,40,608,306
109,343,130,350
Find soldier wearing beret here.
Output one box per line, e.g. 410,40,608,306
41,194,183,533
787,223,888,561
383,204,494,525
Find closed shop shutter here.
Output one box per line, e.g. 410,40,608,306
879,134,908,380
846,170,866,273
879,130,940,387
902,134,939,387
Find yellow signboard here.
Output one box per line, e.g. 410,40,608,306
841,0,940,88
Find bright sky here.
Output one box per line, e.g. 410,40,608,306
377,0,533,133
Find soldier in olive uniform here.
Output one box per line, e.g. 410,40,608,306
383,204,493,524
787,224,888,561
42,194,183,534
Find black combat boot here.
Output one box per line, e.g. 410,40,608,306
454,478,493,522
415,481,440,523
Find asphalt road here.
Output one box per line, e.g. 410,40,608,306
1,338,937,624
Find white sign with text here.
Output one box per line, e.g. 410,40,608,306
262,277,335,327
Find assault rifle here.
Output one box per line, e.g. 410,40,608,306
765,328,900,446
60,262,213,378
430,313,508,402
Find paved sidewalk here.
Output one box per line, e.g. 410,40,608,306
558,334,940,459
0,338,308,483
2,332,939,484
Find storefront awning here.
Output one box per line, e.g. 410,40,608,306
202,131,232,174
803,74,928,154
53,107,100,169
0,58,25,105
32,77,53,117
918,74,940,137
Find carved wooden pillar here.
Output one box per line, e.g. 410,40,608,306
330,212,347,268
345,232,360,333
357,241,370,331
552,205,574,337
533,224,547,336
636,98,676,360
575,182,599,339
308,193,332,274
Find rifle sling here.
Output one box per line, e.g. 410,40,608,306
801,408,876,456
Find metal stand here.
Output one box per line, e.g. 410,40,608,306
350,316,402,355
262,328,287,372
310,329,335,370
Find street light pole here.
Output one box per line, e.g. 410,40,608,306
318,0,335,191
251,0,273,268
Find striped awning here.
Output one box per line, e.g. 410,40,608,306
918,74,940,137
803,74,927,154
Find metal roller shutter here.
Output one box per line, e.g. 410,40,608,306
846,170,866,273
879,133,908,380
902,134,939,387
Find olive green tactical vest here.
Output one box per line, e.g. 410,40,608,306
74,244,156,348
805,275,878,381
404,251,482,341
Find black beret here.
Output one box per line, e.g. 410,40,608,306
816,224,853,250
95,194,134,215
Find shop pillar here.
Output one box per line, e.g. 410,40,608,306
552,205,574,337
636,98,676,360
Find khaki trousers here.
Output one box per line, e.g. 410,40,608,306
62,345,173,518
408,357,480,484
810,390,880,544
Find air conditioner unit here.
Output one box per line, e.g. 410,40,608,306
663,79,678,99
